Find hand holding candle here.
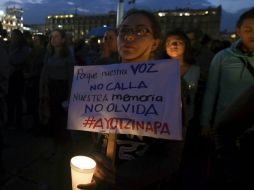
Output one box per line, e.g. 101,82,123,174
70,156,96,190
77,153,116,189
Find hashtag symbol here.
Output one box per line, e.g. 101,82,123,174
83,117,96,128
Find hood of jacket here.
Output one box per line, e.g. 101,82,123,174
229,39,254,59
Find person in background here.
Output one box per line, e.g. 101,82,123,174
186,28,214,124
164,30,210,190
214,84,254,189
164,29,199,122
39,29,75,190
6,29,30,130
209,39,226,54
85,37,101,65
200,7,254,188
24,34,47,133
200,7,254,135
73,37,88,66
0,40,9,177
210,39,232,54
0,26,9,127
23,31,33,51
0,25,9,176
39,29,74,144
78,9,185,190
66,32,75,56
97,28,119,65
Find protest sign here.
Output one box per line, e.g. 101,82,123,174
68,59,182,140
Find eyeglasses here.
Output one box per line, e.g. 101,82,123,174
118,27,152,38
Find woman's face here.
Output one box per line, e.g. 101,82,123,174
50,31,64,48
103,30,117,52
33,36,41,47
117,13,160,62
165,35,185,60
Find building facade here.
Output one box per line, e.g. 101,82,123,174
1,7,24,33
157,6,221,37
44,6,221,40
45,12,117,39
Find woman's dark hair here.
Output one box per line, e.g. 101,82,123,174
34,34,48,47
236,7,254,28
47,29,70,57
121,9,162,40
164,29,194,64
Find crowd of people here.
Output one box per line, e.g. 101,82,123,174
0,6,253,190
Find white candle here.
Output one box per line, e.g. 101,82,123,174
70,156,96,190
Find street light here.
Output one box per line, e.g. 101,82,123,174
116,0,124,27
116,0,136,27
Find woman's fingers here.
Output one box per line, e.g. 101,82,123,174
90,153,115,184
94,154,115,172
77,179,96,189
94,161,115,184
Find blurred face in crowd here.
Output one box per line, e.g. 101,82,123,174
103,30,117,52
165,35,185,60
186,32,196,46
33,36,40,47
117,13,160,62
10,30,22,44
50,30,65,48
237,18,254,52
33,36,44,48
10,32,17,42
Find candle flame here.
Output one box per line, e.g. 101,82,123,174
71,156,96,170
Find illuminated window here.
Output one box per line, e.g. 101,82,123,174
158,12,166,17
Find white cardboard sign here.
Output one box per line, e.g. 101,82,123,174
68,59,182,140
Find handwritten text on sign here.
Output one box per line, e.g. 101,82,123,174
68,59,182,140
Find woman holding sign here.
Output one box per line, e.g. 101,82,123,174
78,9,185,190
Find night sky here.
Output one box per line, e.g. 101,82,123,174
0,0,253,32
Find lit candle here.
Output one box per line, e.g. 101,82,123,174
70,156,96,190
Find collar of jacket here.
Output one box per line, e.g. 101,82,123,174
235,40,254,56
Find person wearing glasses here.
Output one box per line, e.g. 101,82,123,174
78,9,184,190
